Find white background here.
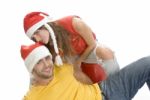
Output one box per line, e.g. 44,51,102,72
0,0,149,100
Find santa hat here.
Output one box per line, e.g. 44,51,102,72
20,42,52,74
23,11,63,66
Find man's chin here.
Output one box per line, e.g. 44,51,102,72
42,73,54,79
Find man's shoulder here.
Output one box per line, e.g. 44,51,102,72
54,63,74,75
56,63,73,71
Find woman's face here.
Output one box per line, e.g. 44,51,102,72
32,28,50,44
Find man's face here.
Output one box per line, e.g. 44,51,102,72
32,56,54,79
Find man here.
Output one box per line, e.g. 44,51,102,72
21,42,150,100
21,42,102,100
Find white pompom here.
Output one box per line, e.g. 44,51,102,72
55,55,63,66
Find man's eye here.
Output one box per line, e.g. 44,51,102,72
36,60,42,65
36,62,40,65
46,56,51,60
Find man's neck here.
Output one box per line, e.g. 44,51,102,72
32,76,53,86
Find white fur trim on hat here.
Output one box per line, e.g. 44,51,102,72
26,18,50,38
25,46,52,73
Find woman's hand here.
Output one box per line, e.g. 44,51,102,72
73,59,93,84
74,59,82,69
73,67,93,84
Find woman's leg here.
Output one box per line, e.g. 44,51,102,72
100,56,150,100
96,45,120,75
102,56,120,76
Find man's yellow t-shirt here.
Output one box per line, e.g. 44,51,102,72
24,64,102,100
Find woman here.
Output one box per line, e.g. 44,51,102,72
23,11,120,83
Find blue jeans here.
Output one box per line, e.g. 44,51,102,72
100,56,150,100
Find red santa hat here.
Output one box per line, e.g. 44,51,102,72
20,42,52,74
23,11,63,66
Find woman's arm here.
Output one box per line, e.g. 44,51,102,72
72,17,96,66
73,64,93,84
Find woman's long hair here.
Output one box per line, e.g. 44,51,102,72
45,22,75,63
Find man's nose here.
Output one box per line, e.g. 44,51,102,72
43,59,49,67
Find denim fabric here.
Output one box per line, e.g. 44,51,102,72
100,56,150,100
